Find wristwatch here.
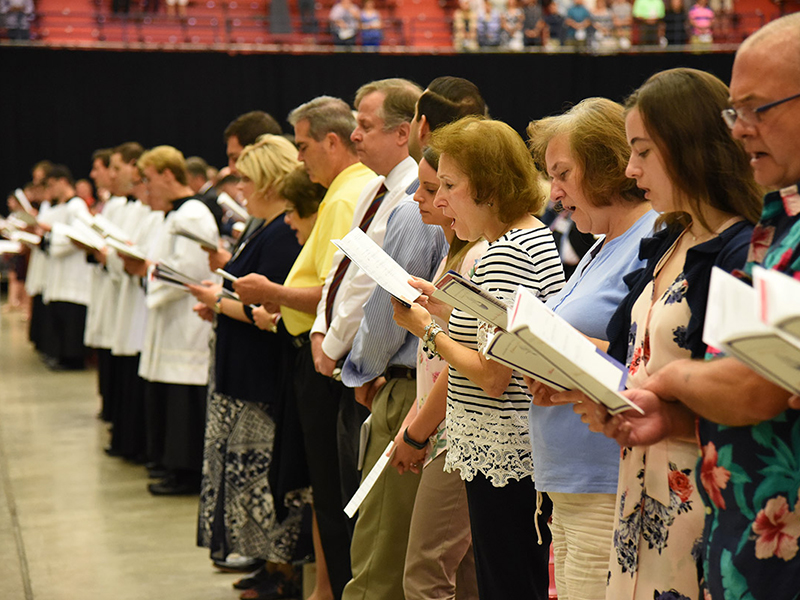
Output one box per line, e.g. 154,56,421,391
213,297,223,314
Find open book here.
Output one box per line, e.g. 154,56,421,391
105,237,147,262
61,222,106,252
703,267,800,395
331,227,422,307
174,224,217,251
485,286,640,414
8,230,41,246
0,240,22,254
90,214,133,244
754,266,800,342
217,192,249,222
433,270,509,330
152,263,237,300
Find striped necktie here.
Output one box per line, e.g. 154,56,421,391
325,183,388,328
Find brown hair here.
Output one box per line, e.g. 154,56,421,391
224,111,282,145
625,68,763,229
279,165,326,218
429,116,545,224
354,78,423,130
527,97,645,207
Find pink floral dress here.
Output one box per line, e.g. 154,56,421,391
608,235,706,600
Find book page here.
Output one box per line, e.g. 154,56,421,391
106,237,147,261
331,228,422,306
432,270,508,330
344,441,395,518
217,192,249,222
497,286,637,414
754,266,800,340
174,225,217,251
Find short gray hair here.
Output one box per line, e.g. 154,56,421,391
354,78,423,131
288,96,357,151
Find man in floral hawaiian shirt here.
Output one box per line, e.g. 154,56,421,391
569,13,800,600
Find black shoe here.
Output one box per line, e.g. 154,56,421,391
147,476,198,496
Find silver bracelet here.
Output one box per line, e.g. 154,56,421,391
422,321,444,359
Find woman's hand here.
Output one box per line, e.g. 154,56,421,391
251,306,278,332
187,280,222,308
409,276,453,321
390,428,428,475
392,298,434,339
524,377,562,407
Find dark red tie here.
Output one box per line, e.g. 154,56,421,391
325,183,388,328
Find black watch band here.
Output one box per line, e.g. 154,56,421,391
402,427,427,450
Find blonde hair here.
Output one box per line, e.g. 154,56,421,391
137,145,188,185
527,98,645,207
235,135,301,200
430,116,545,224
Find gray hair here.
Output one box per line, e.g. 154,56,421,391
354,78,423,131
288,96,357,151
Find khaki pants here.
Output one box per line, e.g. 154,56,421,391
404,451,478,600
342,377,421,600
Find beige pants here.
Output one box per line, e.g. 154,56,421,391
403,451,479,600
342,378,421,600
549,492,616,600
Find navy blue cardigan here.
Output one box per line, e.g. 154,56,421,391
606,220,755,365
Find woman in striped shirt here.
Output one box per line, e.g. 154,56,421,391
393,116,564,599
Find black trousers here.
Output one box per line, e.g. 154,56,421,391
97,348,114,422
44,301,87,366
109,354,147,461
293,342,353,600
144,380,207,474
465,473,552,600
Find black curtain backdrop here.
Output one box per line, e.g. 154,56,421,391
0,46,736,200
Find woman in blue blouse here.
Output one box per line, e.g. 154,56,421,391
526,97,656,600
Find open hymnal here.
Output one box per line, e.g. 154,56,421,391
703,267,800,395
174,224,217,251
90,214,132,244
8,230,41,246
484,286,640,414
217,192,249,222
61,222,106,252
105,237,147,262
433,270,509,330
344,441,395,518
152,263,237,300
0,240,22,254
331,227,422,307
754,266,800,341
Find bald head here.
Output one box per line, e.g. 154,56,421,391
739,13,800,74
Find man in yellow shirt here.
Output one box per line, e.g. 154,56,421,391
233,95,374,600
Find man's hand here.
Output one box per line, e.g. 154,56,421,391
233,273,273,306
311,332,337,377
92,247,109,265
193,302,214,322
354,377,386,412
121,255,150,278
204,245,232,272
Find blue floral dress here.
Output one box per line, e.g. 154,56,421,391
697,184,800,600
609,233,705,600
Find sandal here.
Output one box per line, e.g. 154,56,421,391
239,573,299,600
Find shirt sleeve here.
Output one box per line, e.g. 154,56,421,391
341,202,448,387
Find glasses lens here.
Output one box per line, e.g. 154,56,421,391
721,109,737,130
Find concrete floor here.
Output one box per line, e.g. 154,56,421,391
0,310,260,600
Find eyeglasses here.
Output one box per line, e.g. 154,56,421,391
721,92,800,129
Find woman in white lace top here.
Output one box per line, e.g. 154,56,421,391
393,116,565,599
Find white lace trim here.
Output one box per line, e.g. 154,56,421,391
444,399,534,487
